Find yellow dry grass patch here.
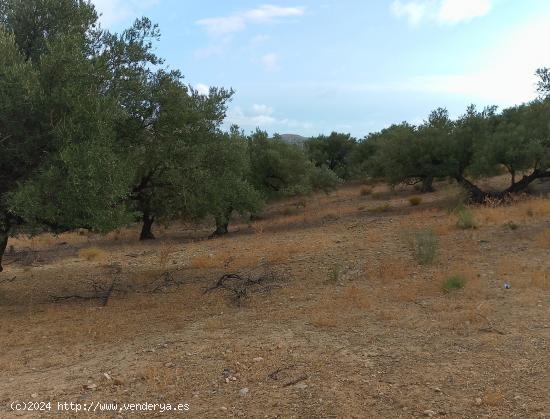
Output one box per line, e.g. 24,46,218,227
473,197,550,227
78,247,107,261
310,285,370,328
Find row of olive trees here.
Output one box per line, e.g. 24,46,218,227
355,94,550,201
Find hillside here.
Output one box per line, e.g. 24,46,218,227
279,134,309,147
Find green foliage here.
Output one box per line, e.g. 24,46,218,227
361,109,453,192
310,165,343,192
248,130,316,197
198,127,264,234
402,229,439,265
305,132,357,179
0,1,133,236
327,263,342,283
442,275,466,293
456,208,476,230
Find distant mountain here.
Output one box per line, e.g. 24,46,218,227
278,134,309,147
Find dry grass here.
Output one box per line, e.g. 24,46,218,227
473,197,550,228
408,196,422,206
371,203,391,213
360,186,372,196
536,228,550,248
77,247,107,261
483,389,506,406
2,182,550,418
310,285,370,327
364,257,412,283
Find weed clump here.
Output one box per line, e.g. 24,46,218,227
442,274,466,292
505,221,519,230
78,247,106,261
409,196,422,206
456,208,476,229
402,228,439,265
327,264,342,283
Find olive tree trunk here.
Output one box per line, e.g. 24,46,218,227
140,212,155,240
212,207,233,236
420,176,434,193
0,228,9,273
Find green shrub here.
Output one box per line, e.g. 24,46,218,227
327,264,342,283
456,208,476,229
311,165,342,192
402,228,439,265
442,275,466,292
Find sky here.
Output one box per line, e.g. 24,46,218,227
91,0,550,138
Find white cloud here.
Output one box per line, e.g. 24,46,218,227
391,0,493,25
197,4,305,36
309,17,550,107
226,105,311,131
404,16,550,105
391,0,428,25
195,83,210,96
252,104,274,115
91,0,159,27
261,53,280,72
437,0,492,24
227,106,277,127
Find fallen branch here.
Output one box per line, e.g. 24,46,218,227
204,267,281,306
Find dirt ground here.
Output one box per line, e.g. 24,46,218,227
1,180,549,418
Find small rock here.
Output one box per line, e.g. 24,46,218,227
239,388,249,396
475,398,483,406
423,410,436,417
31,393,38,399
103,373,112,380
231,376,237,381
253,357,264,362
220,406,227,411
295,383,308,390
164,362,175,368
85,383,97,390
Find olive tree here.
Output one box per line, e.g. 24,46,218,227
0,0,134,271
